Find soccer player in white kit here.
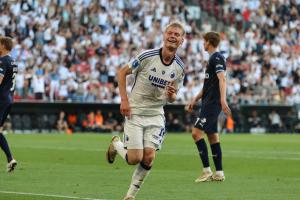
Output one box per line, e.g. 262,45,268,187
106,21,185,200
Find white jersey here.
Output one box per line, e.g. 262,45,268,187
127,48,185,115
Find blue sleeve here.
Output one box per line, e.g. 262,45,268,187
214,55,226,74
0,60,6,77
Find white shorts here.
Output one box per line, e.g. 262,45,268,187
123,114,166,150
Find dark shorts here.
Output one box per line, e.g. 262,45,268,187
0,102,12,127
194,105,221,134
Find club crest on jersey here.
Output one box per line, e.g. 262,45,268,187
151,67,156,72
205,73,209,79
132,59,139,69
170,71,176,79
162,70,165,75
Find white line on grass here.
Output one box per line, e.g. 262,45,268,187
0,190,108,200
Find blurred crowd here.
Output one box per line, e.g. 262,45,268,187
56,110,122,133
0,0,299,106
201,0,300,105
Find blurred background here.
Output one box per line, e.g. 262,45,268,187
0,0,299,134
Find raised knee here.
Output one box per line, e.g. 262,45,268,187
143,154,155,166
127,157,142,165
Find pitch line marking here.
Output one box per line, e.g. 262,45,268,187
0,190,109,200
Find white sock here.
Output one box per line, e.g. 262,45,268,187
125,163,151,198
203,167,212,173
113,140,127,160
216,170,224,176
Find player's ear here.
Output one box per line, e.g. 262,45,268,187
163,31,167,41
180,37,184,45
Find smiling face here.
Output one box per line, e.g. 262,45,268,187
163,26,184,52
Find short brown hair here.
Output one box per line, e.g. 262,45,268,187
203,32,220,48
165,21,186,36
0,36,13,51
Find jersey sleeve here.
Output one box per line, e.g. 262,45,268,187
214,55,226,74
128,57,142,75
128,49,159,74
128,51,146,75
174,69,185,91
0,60,6,77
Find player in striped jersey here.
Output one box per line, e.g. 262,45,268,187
106,21,185,200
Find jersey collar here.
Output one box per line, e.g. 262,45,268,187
159,48,175,66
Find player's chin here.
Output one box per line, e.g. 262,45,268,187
166,45,178,52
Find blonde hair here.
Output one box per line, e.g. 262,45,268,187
165,21,186,36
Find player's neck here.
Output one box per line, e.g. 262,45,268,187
207,47,217,56
0,50,9,57
161,47,176,65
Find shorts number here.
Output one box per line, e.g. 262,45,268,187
158,128,166,143
194,118,200,126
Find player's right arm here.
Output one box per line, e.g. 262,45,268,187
0,61,6,85
118,64,132,119
119,49,150,118
186,89,203,113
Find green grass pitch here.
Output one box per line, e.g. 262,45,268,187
0,133,299,200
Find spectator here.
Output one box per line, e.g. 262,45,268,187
86,111,96,132
95,110,106,131
248,110,266,133
105,112,122,132
0,0,299,134
268,110,282,133
32,69,45,100
67,113,78,133
56,111,69,133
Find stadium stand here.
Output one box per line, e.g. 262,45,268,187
0,0,299,133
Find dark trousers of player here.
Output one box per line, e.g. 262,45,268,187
0,102,13,162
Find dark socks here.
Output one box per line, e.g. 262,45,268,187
195,139,210,168
0,133,13,162
211,142,223,171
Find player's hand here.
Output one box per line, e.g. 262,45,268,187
120,99,131,119
221,99,232,117
186,99,196,113
166,81,177,97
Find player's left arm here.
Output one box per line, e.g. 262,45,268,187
166,70,184,103
217,72,231,116
216,57,231,116
166,81,177,103
0,75,3,85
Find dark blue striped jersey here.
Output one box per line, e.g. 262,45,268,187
202,52,226,106
0,55,18,102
